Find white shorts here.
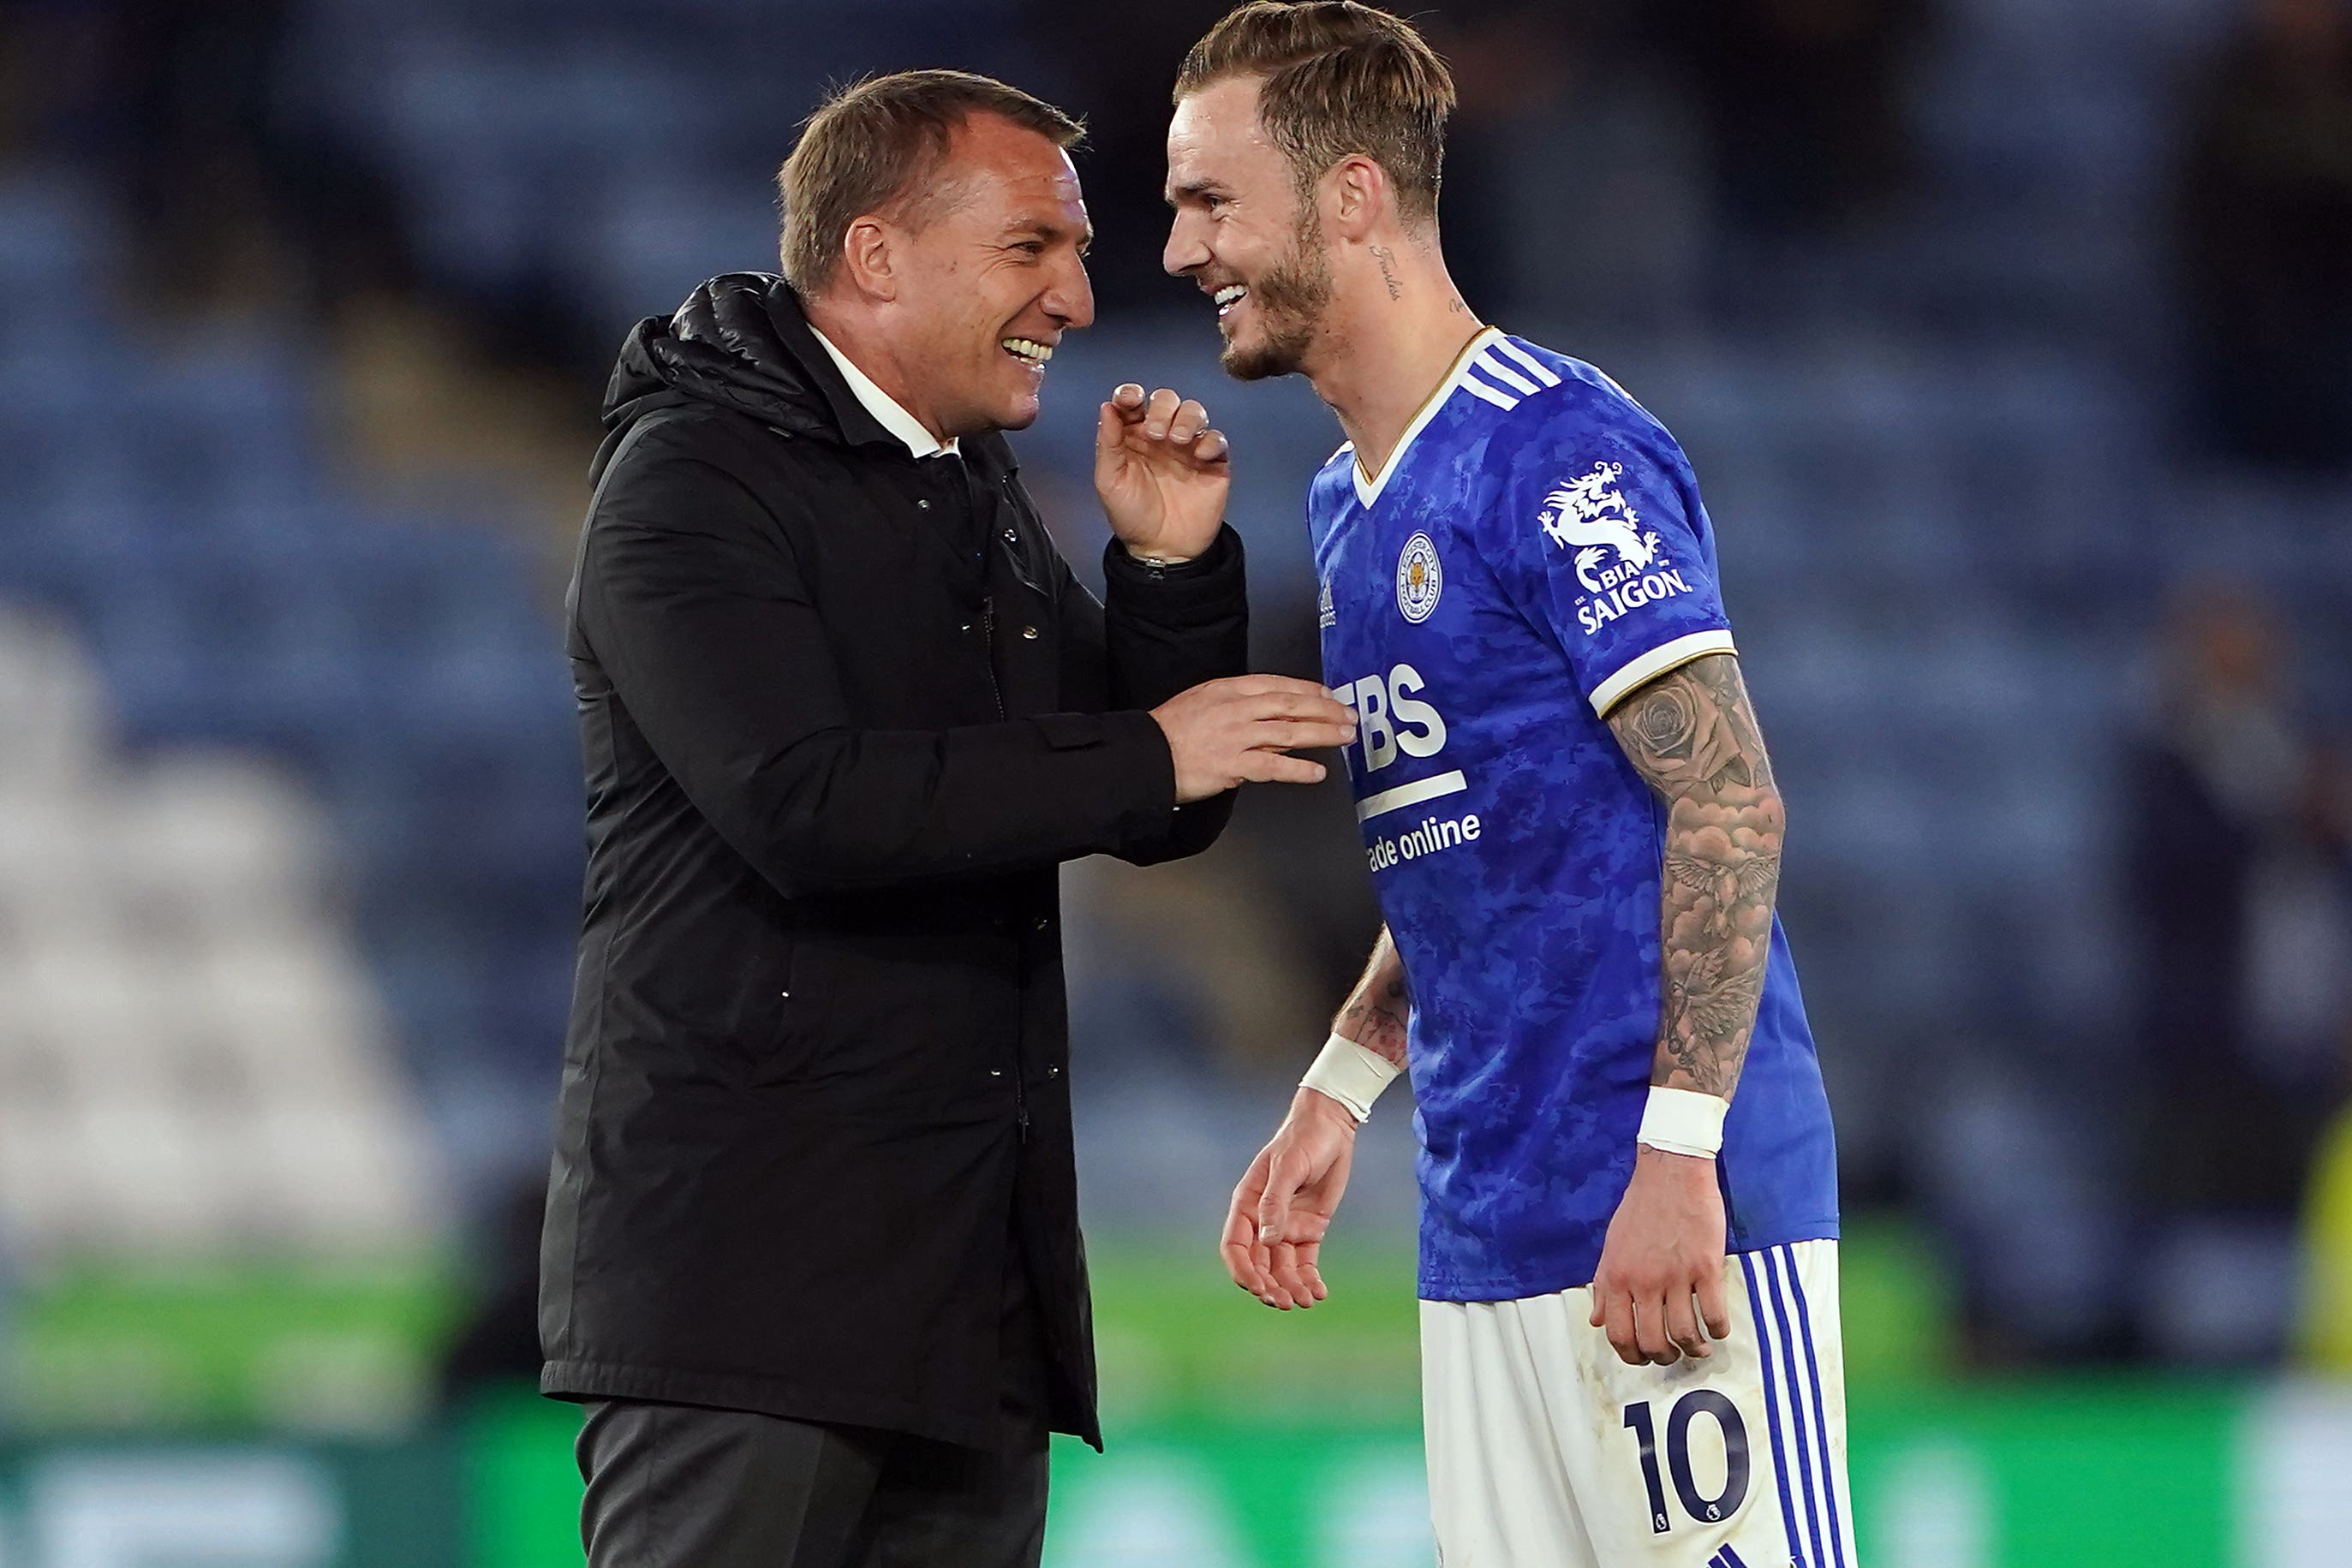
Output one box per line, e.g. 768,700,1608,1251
1421,1240,1853,1568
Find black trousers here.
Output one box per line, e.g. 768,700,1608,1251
576,1400,1048,1568
577,1238,1054,1567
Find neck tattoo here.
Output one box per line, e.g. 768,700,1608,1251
1369,244,1403,301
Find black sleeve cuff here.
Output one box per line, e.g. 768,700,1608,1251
1100,525,1245,623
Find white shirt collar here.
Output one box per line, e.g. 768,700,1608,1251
808,326,959,460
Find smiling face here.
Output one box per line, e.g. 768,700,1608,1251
884,113,1095,436
1164,76,1334,382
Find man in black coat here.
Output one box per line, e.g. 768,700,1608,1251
538,70,1357,1568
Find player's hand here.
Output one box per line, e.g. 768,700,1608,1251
1151,676,1356,803
1589,1147,1733,1367
1221,1088,1358,1309
1095,383,1228,563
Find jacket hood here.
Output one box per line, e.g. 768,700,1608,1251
601,272,874,442
597,272,1019,481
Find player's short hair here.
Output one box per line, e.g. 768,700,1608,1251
1174,1,1455,229
778,70,1083,296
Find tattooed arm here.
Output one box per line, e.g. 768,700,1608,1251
1609,653,1784,1100
1589,653,1783,1368
1333,925,1410,1067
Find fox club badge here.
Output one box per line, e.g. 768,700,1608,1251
1396,531,1442,623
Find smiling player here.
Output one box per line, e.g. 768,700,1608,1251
1173,6,1851,1565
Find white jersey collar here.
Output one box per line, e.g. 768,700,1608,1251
1352,326,1504,508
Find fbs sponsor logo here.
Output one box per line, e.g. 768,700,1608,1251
1396,531,1442,623
1331,662,1448,775
1537,461,1694,635
1333,664,1476,873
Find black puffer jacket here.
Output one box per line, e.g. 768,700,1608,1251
538,274,1248,1450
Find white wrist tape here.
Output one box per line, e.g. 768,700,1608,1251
1300,1032,1402,1124
1636,1087,1728,1159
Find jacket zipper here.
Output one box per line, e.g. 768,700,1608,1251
980,593,1006,719
979,592,1028,1142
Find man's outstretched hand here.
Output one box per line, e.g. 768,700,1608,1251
1152,677,1355,803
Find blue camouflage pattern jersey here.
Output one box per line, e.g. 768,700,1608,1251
1310,328,1839,1302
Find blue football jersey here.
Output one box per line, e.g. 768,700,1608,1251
1310,329,1839,1302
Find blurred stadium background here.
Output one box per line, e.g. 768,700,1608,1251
2,0,2350,1561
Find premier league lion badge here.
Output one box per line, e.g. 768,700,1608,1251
1396,531,1442,623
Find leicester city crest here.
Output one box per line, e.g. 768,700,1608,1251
1396,531,1442,623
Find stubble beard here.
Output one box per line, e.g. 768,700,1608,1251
1221,208,1334,383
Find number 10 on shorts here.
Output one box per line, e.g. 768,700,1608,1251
1621,1390,1752,1534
